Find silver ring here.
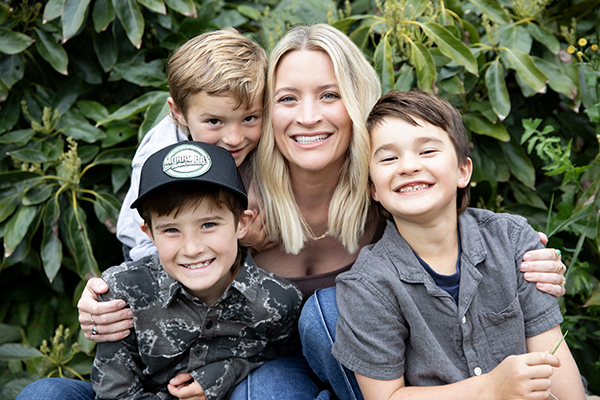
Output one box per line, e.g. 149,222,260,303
92,325,99,335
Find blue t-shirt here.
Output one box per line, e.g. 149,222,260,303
413,235,461,304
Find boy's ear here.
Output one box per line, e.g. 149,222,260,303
236,210,254,240
140,222,155,243
168,97,188,127
457,157,473,189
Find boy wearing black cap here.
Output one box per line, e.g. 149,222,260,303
91,142,302,400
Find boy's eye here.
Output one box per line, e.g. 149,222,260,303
207,119,222,126
202,222,216,229
243,115,258,123
164,228,180,234
421,149,438,155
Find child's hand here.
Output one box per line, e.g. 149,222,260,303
240,209,276,254
168,373,206,400
485,352,560,400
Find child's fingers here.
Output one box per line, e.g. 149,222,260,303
169,372,193,386
525,352,561,369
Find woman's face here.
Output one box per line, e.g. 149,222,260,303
272,50,352,174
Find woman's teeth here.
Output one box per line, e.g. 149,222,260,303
184,259,213,269
294,134,330,144
398,184,430,193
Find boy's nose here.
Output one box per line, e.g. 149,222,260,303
222,126,244,147
397,156,422,175
181,234,204,256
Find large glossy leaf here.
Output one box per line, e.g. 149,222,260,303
0,95,20,133
43,0,65,23
374,36,395,93
93,147,135,165
531,56,578,101
111,0,144,48
0,2,8,25
4,206,38,254
52,75,82,116
0,324,21,345
111,59,167,87
92,0,115,33
485,59,510,121
138,0,166,14
527,24,560,54
500,48,547,93
0,129,35,146
64,205,100,279
237,4,262,20
9,149,56,163
41,200,63,282
70,50,103,85
213,9,248,28
419,22,478,76
405,0,428,19
101,121,137,147
138,92,170,140
410,41,436,92
22,183,55,206
35,30,69,75
438,75,464,94
498,24,532,53
468,0,510,23
463,113,510,141
97,91,169,126
503,135,535,189
93,190,121,231
77,100,109,122
62,123,107,143
0,344,43,361
62,0,92,43
0,27,34,55
395,64,415,92
0,54,25,89
164,0,197,17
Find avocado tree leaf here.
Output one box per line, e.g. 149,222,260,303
0,54,25,90
410,41,436,92
63,205,100,279
500,48,547,93
35,30,69,75
97,91,169,126
374,35,395,93
111,59,166,87
4,206,38,254
499,24,532,53
139,91,170,141
93,29,117,72
43,0,65,23
527,23,560,54
93,190,121,232
419,22,479,76
138,0,166,14
164,0,197,17
62,0,92,43
531,56,578,101
92,0,115,33
395,64,415,92
468,0,510,23
111,0,144,48
9,148,57,163
503,134,536,189
0,129,35,146
463,113,510,141
0,27,34,55
22,183,56,206
41,199,63,282
485,58,510,121
0,344,43,361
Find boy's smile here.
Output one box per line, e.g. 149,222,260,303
169,92,263,167
142,200,252,305
369,116,472,225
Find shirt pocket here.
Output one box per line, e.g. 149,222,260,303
478,295,527,364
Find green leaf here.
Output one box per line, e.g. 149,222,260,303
22,183,56,206
0,94,20,133
93,190,121,231
463,113,510,141
79,145,100,164
485,59,510,121
111,164,130,193
164,0,197,17
438,75,464,94
395,64,414,92
62,0,92,43
500,48,547,93
419,22,479,76
0,54,25,89
101,121,137,147
97,91,169,126
405,0,428,19
531,56,578,101
237,4,262,20
0,344,43,361
499,24,532,53
374,36,395,94
527,24,560,54
4,206,38,254
92,0,115,33
503,135,535,189
62,123,107,143
138,0,166,14
111,0,144,48
77,100,109,122
42,200,63,282
52,75,82,116
43,0,65,23
0,27,34,55
410,41,436,92
213,10,249,29
111,59,166,87
8,148,55,163
583,284,600,307
0,2,8,25
64,205,100,279
468,0,510,23
0,129,35,146
35,30,69,75
0,324,21,345
138,92,170,140
93,147,135,165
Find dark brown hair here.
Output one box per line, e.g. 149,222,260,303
367,90,471,214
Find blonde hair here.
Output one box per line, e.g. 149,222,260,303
253,24,381,254
168,28,267,118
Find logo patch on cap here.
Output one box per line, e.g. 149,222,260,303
162,144,211,178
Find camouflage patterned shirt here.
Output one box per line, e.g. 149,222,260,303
91,251,302,400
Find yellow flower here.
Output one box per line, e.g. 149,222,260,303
592,44,599,51
577,51,583,57
578,38,587,47
567,45,575,54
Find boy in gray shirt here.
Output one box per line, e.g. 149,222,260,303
332,90,584,400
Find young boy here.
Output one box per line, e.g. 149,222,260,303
332,90,585,400
117,28,266,261
92,142,302,400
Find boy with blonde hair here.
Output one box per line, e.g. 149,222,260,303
117,28,266,261
333,90,585,400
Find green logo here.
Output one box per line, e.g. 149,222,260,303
162,144,211,178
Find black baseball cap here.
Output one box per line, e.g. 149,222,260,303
130,141,247,209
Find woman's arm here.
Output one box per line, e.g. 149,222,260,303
78,278,134,342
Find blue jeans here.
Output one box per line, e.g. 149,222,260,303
16,288,361,400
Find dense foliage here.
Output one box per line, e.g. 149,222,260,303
0,0,599,398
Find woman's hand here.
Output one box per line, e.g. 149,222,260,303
168,373,206,400
521,247,566,298
239,209,276,254
77,277,134,342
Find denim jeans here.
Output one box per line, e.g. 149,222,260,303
15,288,362,400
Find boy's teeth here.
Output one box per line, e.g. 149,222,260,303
184,259,213,269
294,134,330,144
398,184,429,193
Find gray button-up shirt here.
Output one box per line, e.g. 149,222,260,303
91,251,302,400
332,208,563,385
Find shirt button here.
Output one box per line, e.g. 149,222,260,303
462,316,466,324
474,367,482,376
205,320,213,329
194,348,202,356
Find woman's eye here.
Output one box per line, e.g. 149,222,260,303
277,95,295,103
381,156,396,162
322,92,340,100
207,119,222,126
